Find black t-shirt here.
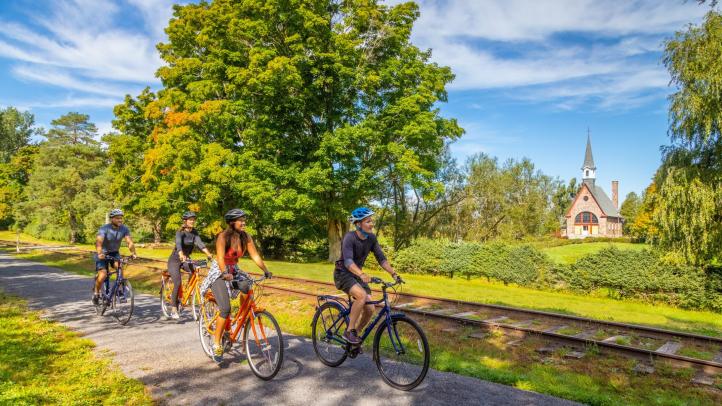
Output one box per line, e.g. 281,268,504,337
338,231,387,271
173,229,206,257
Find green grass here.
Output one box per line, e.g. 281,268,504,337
2,231,721,338
0,290,152,405
541,242,648,264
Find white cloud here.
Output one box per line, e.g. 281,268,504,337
398,0,709,109
0,0,172,112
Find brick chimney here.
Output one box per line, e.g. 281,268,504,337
612,181,619,209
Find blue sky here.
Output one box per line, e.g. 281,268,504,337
0,0,715,199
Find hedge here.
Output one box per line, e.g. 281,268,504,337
394,238,722,312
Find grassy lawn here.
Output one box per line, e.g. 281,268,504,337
541,242,648,264
2,231,720,338
0,290,152,405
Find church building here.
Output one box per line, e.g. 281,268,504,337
563,135,623,238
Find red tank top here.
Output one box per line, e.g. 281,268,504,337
224,246,243,266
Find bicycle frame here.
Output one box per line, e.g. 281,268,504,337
100,257,126,303
163,266,200,306
205,287,269,347
318,286,407,354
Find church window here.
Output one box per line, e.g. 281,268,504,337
574,211,598,225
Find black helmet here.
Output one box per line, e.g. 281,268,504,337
224,208,247,223
182,211,197,220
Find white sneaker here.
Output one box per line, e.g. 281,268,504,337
170,308,180,320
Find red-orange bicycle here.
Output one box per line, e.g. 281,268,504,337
197,275,284,380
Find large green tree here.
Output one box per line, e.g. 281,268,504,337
657,10,722,263
23,113,107,243
454,154,562,241
114,0,462,260
0,107,37,163
619,191,641,234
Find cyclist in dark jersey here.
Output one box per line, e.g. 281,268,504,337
210,208,271,362
334,207,400,345
93,209,137,304
166,211,213,319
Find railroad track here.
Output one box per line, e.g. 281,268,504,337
2,239,721,382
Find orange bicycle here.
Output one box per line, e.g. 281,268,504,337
198,274,284,380
160,258,208,320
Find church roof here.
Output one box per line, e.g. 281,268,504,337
583,134,595,169
584,180,621,217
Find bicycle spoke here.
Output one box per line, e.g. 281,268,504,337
375,317,429,390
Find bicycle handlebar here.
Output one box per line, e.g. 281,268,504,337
181,258,208,268
369,276,404,288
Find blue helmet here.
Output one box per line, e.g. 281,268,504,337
349,207,375,223
182,211,197,220
109,209,124,218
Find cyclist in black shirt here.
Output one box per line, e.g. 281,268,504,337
166,211,213,319
334,207,400,345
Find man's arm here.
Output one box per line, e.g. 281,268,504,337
124,235,137,258
95,234,105,259
372,240,397,279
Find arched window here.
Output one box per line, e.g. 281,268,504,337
574,211,598,225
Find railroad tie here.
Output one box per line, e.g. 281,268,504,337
544,325,568,334
713,350,722,364
393,303,414,309
450,311,477,318
483,316,508,324
572,330,597,339
602,335,629,344
469,331,489,339
656,341,682,355
510,320,533,328
690,370,715,386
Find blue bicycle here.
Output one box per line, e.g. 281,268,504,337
311,277,430,390
93,255,135,325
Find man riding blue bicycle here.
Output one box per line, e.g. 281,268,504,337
93,209,137,305
334,207,401,345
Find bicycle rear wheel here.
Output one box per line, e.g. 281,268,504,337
160,274,175,318
244,310,284,380
311,302,348,367
112,280,134,326
373,315,429,391
198,297,218,358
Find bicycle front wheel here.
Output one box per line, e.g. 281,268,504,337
112,280,134,326
198,297,218,358
190,286,200,321
311,302,348,367
373,315,429,391
244,310,284,380
160,275,174,318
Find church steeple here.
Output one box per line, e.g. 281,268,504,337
582,129,596,185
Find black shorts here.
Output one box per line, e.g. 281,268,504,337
334,268,371,295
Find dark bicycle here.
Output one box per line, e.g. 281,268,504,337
311,277,430,390
92,255,135,325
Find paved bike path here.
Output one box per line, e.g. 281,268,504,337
0,254,579,406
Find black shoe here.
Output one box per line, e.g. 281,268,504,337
343,329,361,345
92,294,100,305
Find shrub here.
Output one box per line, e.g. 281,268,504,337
395,238,449,275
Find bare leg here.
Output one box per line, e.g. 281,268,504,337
94,269,107,294
348,284,368,331
356,298,375,333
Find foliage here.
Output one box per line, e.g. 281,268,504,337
656,10,722,265
108,0,462,260
619,191,640,234
394,239,721,311
446,154,564,241
0,107,37,163
22,113,107,243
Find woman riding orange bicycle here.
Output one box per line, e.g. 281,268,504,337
208,208,271,362
165,211,213,320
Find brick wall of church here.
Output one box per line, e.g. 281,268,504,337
566,185,607,238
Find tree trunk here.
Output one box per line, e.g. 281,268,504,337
327,218,343,262
153,219,162,245
68,212,78,244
